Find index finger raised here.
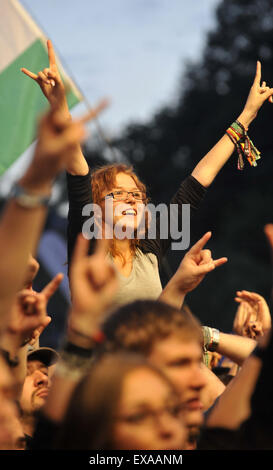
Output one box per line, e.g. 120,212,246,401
189,232,212,255
94,237,111,258
253,60,261,87
47,39,56,67
42,273,64,300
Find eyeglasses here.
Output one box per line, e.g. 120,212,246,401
104,190,146,201
115,403,184,426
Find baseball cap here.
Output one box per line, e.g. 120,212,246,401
27,347,59,367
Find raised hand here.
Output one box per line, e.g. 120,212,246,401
233,300,255,338
159,232,227,308
170,232,228,294
234,290,271,339
68,235,118,342
41,272,64,304
27,273,64,346
19,99,108,193
21,39,67,110
5,290,49,349
4,273,63,349
238,61,273,128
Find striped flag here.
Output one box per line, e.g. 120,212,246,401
0,0,82,175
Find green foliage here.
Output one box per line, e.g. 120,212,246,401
107,0,273,330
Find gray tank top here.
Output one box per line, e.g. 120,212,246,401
110,248,163,308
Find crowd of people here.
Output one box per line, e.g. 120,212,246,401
0,39,273,451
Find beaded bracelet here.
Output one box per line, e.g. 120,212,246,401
226,120,261,170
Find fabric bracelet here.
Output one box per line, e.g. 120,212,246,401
226,120,261,170
202,326,220,352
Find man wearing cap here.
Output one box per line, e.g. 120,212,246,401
19,347,59,442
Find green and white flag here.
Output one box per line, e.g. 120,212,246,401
0,0,82,175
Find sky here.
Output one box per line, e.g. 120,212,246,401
21,0,220,134
0,0,220,194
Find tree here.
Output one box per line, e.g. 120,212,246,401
111,0,273,331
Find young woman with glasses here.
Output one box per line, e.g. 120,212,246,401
22,41,273,306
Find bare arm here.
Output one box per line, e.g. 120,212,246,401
0,102,95,332
43,237,118,423
214,332,256,366
206,354,262,430
0,201,47,326
21,40,108,176
191,62,273,187
200,364,226,411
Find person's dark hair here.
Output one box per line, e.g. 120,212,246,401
54,352,179,450
101,299,203,356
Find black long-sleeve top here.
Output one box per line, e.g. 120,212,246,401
66,169,207,267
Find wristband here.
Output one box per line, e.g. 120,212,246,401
54,341,95,381
9,183,51,209
63,341,94,358
202,326,220,352
226,120,261,170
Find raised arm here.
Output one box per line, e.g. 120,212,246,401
0,99,97,332
21,40,108,176
0,280,59,399
42,237,118,425
203,326,257,367
191,61,273,187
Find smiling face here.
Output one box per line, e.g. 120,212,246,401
111,367,186,450
101,172,146,238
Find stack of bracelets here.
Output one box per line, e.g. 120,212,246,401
226,120,261,170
